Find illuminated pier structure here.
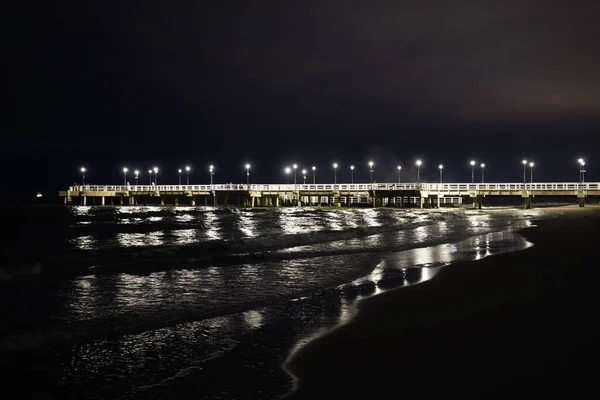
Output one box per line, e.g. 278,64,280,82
59,182,599,209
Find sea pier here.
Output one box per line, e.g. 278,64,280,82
59,182,600,209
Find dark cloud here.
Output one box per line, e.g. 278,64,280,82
4,1,600,191
16,1,600,123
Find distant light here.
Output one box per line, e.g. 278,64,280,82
285,167,291,174
148,169,152,174
439,164,443,169
80,167,86,173
522,159,527,165
397,165,401,170
123,167,128,173
481,163,485,168
302,169,307,174
470,160,476,166
416,160,422,166
153,167,158,173
529,162,534,167
312,166,316,171
368,161,374,167
178,169,182,173
333,163,338,168
578,158,585,165
36,192,43,198
351,165,355,170
293,164,297,169
209,165,214,172
245,164,251,169
134,170,139,176
185,166,190,171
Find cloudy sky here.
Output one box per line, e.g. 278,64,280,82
5,0,600,190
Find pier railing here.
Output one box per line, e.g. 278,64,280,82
67,182,599,192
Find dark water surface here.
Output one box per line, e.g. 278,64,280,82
0,205,551,399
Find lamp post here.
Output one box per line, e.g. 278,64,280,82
578,158,586,183
80,167,86,185
178,169,182,185
302,169,307,184
470,160,476,183
350,165,355,184
293,164,297,185
209,165,214,186
529,162,534,183
285,167,291,184
154,167,159,185
416,160,422,183
312,166,316,184
134,170,139,185
481,163,485,183
333,163,338,184
368,161,374,183
123,167,128,186
148,169,152,185
439,164,443,183
397,166,402,184
245,163,251,185
522,160,527,184
185,166,191,185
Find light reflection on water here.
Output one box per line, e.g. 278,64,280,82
115,231,164,247
243,310,264,329
173,229,196,245
7,208,548,399
176,214,195,222
71,235,96,250
237,211,257,237
59,216,533,343
203,211,220,240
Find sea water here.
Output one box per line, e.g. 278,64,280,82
0,205,552,399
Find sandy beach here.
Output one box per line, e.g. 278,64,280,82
284,205,600,399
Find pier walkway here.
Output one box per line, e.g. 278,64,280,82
60,182,599,208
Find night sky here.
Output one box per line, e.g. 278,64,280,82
6,1,600,195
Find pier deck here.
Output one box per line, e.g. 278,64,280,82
59,182,600,208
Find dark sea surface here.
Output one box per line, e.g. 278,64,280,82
0,204,560,399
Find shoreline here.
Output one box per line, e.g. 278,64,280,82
283,205,600,398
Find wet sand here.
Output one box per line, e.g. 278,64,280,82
284,205,600,399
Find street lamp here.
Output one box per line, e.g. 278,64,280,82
578,158,586,183
529,162,534,183
522,160,528,184
148,169,152,185
397,166,402,184
285,167,292,184
416,160,422,183
333,163,338,184
302,169,307,184
185,166,191,185
481,163,485,183
470,160,476,183
350,165,355,184
123,167,128,186
439,164,443,183
178,169,182,185
134,170,139,185
245,163,251,185
312,166,316,184
209,165,214,185
368,161,374,183
293,164,298,185
153,167,159,185
80,167,86,185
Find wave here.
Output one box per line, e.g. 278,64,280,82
48,214,462,277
